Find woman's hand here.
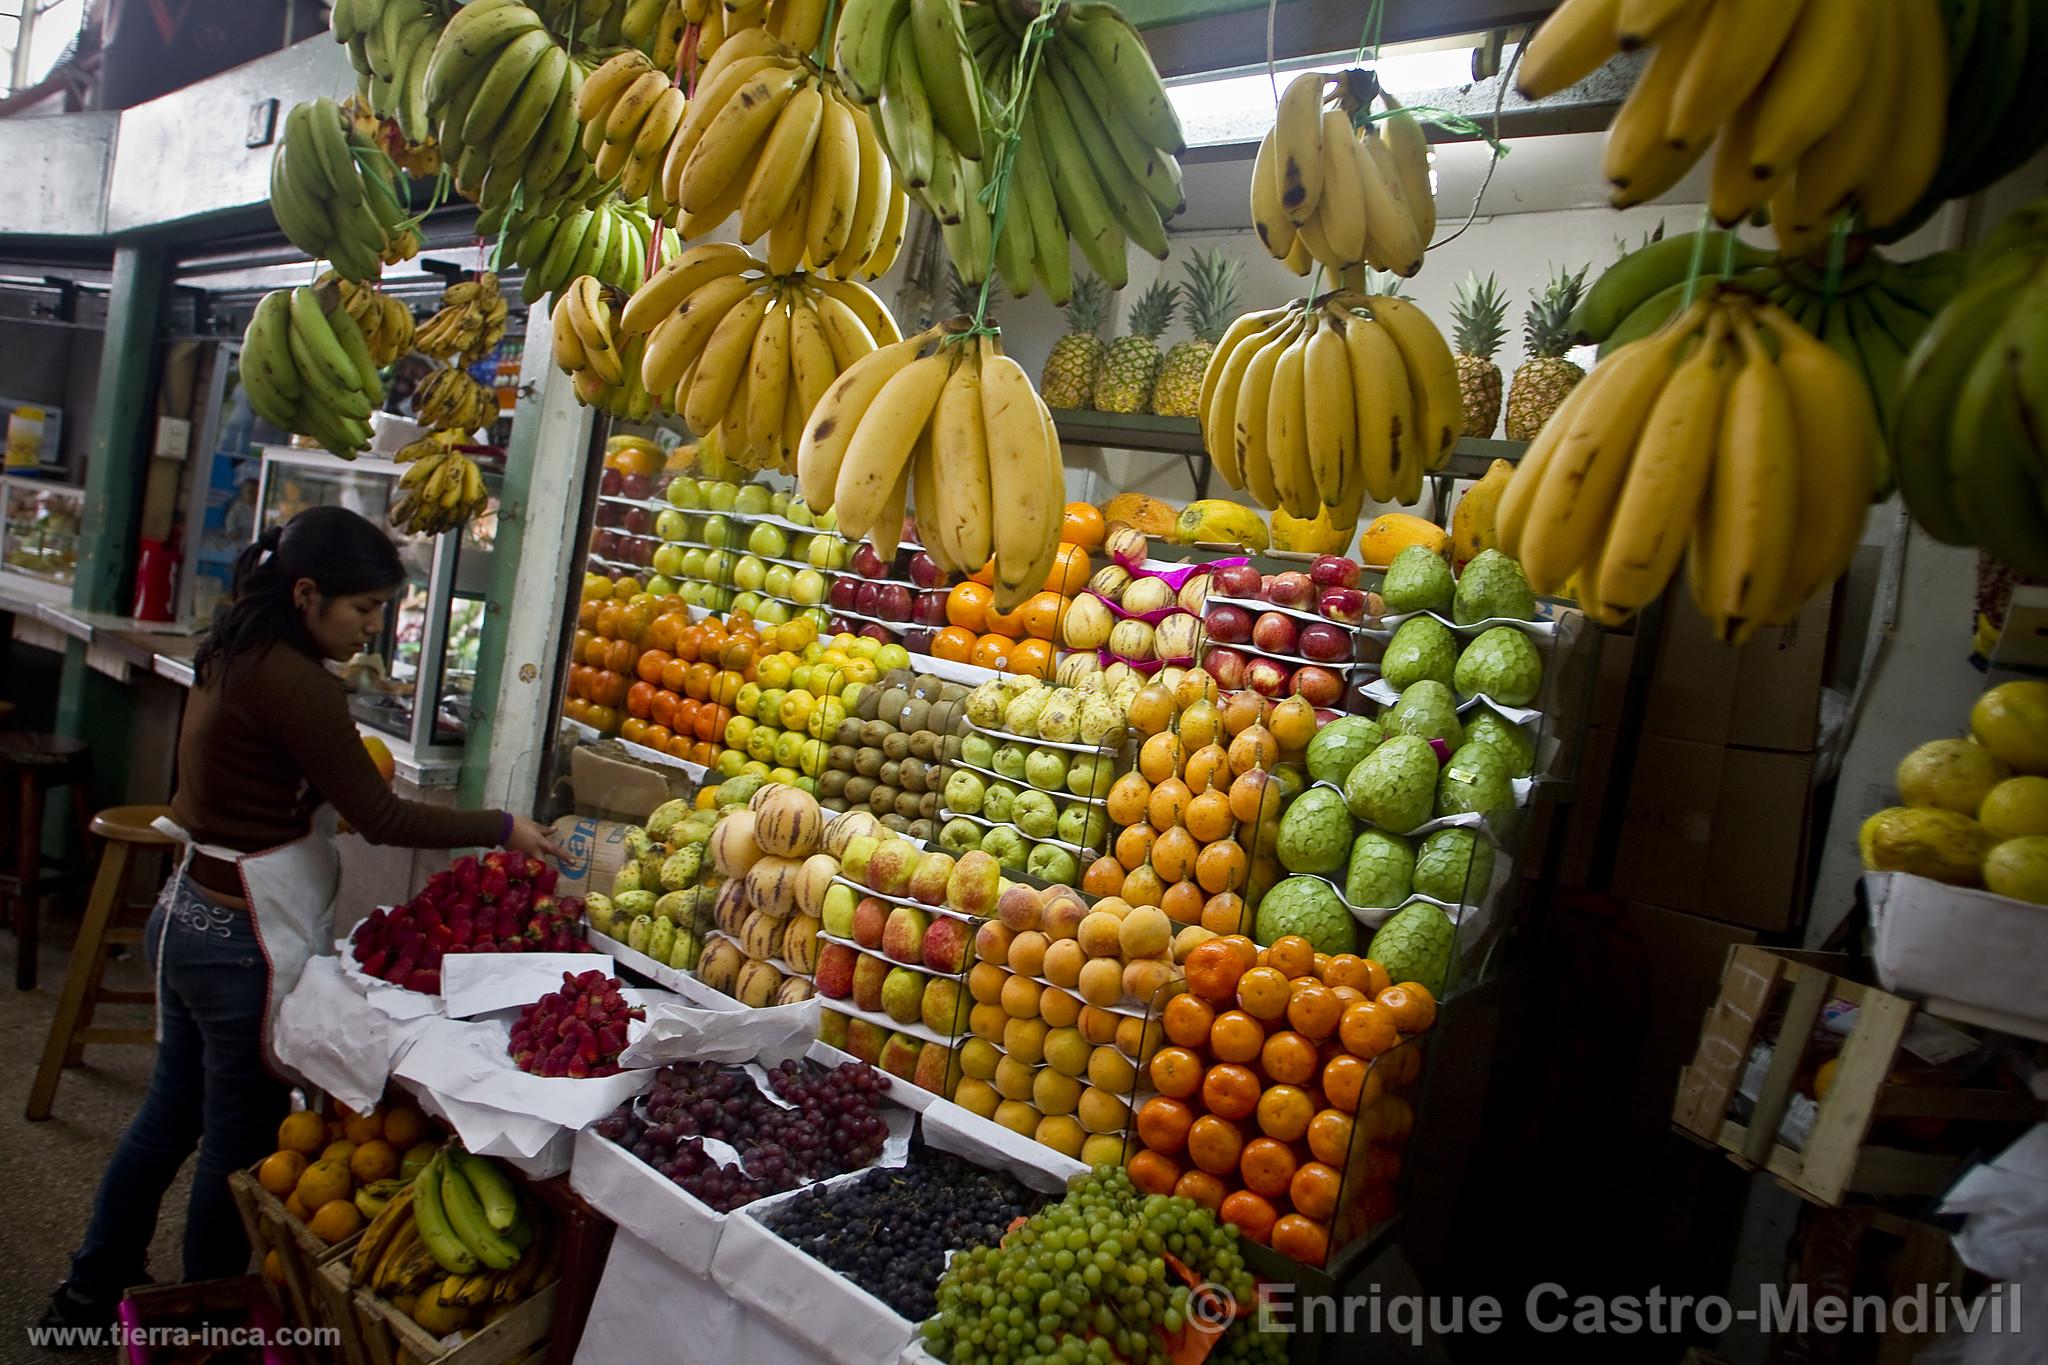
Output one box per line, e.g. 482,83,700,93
505,814,570,863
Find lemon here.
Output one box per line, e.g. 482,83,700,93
1860,806,1996,884
1984,836,2048,904
1980,776,2048,839
1897,739,2010,813
1973,681,2048,775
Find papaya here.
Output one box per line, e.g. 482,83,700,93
1170,500,1270,551
1103,492,1180,537
1272,505,1352,555
1360,512,1449,567
1450,459,1514,569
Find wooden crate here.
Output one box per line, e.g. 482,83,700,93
321,1256,554,1365
1672,947,2042,1205
228,1169,361,1350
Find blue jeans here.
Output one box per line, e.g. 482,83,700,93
66,872,290,1298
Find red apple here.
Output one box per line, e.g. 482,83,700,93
598,468,624,497
1204,605,1253,644
903,626,935,655
1211,562,1263,599
827,615,855,636
593,529,623,559
829,578,860,610
620,506,650,536
1246,657,1292,698
913,591,950,626
1205,646,1248,690
1318,586,1369,624
850,544,887,578
1298,622,1353,662
1251,612,1300,656
629,537,658,566
1291,665,1345,707
855,582,883,616
859,623,897,644
619,472,653,502
1310,554,1361,589
1266,572,1316,609
875,584,915,622
1315,707,1344,726
907,551,942,588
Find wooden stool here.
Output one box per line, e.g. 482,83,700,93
24,805,172,1120
0,732,93,990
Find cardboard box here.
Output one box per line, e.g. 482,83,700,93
1644,591,1831,753
1619,903,1757,1145
1611,736,1814,930
570,744,679,819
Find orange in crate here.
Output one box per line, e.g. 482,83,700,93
1008,638,1055,678
1127,1148,1182,1195
1239,1136,1297,1198
1186,1114,1245,1176
1339,1000,1399,1058
970,634,1016,670
1162,994,1215,1049
1149,1046,1204,1099
1290,1160,1343,1220
1207,1010,1264,1064
1136,1096,1195,1155
1182,940,1247,1003
1201,1064,1262,1121
1377,982,1437,1033
1255,1085,1315,1143
1172,1169,1227,1212
1259,1030,1319,1086
1271,1213,1329,1265
1218,1190,1276,1245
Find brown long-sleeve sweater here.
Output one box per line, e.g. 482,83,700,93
173,641,505,897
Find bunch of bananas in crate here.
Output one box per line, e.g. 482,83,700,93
270,98,419,282
422,0,593,218
352,1146,557,1334
414,273,511,365
391,434,490,537
414,365,500,435
321,273,418,368
551,275,657,421
330,0,445,144
1251,70,1434,279
239,285,385,459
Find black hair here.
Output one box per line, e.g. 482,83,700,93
194,504,405,685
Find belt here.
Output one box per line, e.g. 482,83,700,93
189,850,251,906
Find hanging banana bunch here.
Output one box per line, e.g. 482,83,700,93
415,274,512,365
683,0,837,62
1198,290,1460,522
506,198,671,306
618,0,689,69
318,272,418,368
239,285,387,460
271,98,419,282
331,0,447,144
414,366,501,435
1518,0,1947,255
390,433,491,537
574,52,690,222
614,243,901,471
1496,288,1878,641
553,275,658,422
422,1,596,219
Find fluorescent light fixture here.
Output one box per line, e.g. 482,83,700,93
1166,45,1478,148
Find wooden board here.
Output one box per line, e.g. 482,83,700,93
228,1169,361,1354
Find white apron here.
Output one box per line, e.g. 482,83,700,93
151,808,342,1084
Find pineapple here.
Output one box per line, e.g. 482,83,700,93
1094,279,1179,414
1505,265,1589,442
1039,274,1109,410
1152,251,1242,418
1451,273,1508,439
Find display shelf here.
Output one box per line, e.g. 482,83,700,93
951,759,1110,808
816,995,959,1048
944,810,1102,861
704,928,812,980
992,963,1153,1022
962,719,1120,756
561,716,603,742
828,874,983,926
1206,592,1356,628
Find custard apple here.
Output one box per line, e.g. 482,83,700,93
1412,828,1494,904
1436,742,1515,817
1452,549,1536,625
1276,787,1355,875
1306,716,1385,788
1385,681,1463,747
1381,545,1454,614
1255,876,1358,956
1367,903,1455,996
1382,617,1458,690
1342,734,1439,833
1346,830,1415,909
1463,709,1534,777
1454,627,1543,706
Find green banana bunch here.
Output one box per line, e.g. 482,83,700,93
438,1150,524,1271
421,0,596,220
270,98,417,283
413,366,501,435
320,272,418,367
239,284,385,459
506,197,669,306
1892,202,2048,577
531,0,630,46
409,1151,479,1275
330,0,447,143
1574,230,1778,348
415,273,511,364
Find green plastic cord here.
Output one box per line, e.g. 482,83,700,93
1679,204,1715,310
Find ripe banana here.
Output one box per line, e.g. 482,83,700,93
414,273,511,364
1251,69,1434,278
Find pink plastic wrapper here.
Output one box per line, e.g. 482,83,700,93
1096,647,1200,674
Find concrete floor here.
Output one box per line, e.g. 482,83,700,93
0,922,195,1365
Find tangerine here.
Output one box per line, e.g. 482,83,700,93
1182,940,1248,1003
1322,1054,1380,1114
931,626,977,662
1187,1115,1246,1176
1254,1085,1315,1143
308,1199,364,1245
1127,1148,1182,1196
1270,1213,1329,1266
1239,1136,1297,1198
1208,1009,1265,1063
1019,591,1068,641
257,1150,307,1197
1339,1001,1400,1059
1201,1063,1262,1120
1162,994,1216,1048
1218,1190,1277,1245
1356,958,1394,997
1149,1046,1204,1099
1172,1169,1228,1212
1306,1108,1356,1166
1377,983,1438,1033
277,1111,326,1156
1290,1161,1343,1221
1062,502,1106,550
1136,1097,1195,1155
1319,953,1369,990
293,1159,351,1210
1260,1030,1320,1086
1265,935,1316,979
1217,935,1262,971
1235,966,1292,1021
1286,983,1343,1040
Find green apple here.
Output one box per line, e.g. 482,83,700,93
704,481,739,512
651,543,685,578
763,563,796,599
815,506,839,532
945,769,986,814
733,556,767,591
804,608,832,633
705,585,734,612
664,478,700,508
1057,805,1108,849
701,549,731,582
937,818,984,856
735,483,773,514
679,547,708,580
874,643,911,673
805,535,837,569
645,574,680,597
748,523,790,559
655,509,690,542
1027,844,1079,885
786,499,815,528
679,582,706,607
791,568,828,605
702,515,733,548
732,590,763,617
755,598,791,625
769,490,791,518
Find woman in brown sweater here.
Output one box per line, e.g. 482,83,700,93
46,506,557,1329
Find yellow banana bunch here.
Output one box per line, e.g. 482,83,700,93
1497,289,1877,641
414,365,500,435
680,0,838,62
1518,0,1947,251
320,272,417,367
616,242,901,470
1250,71,1434,280
415,273,511,364
553,275,656,422
1197,289,1460,527
796,325,1060,608
575,51,689,217
391,434,492,537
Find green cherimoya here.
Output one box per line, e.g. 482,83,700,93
1306,715,1385,789
1436,742,1516,817
1346,829,1415,909
1452,549,1536,625
1342,734,1439,833
1384,680,1463,747
1463,708,1534,777
1276,787,1355,875
1453,626,1543,706
1412,828,1494,903
1367,903,1455,997
1254,876,1359,956
1382,616,1458,690
1380,544,1455,615
645,798,693,843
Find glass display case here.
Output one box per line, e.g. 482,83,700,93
253,445,500,773
1,475,84,586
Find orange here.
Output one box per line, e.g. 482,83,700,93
1149,1046,1203,1099
1160,880,1205,925
1019,591,1068,641
1339,1001,1400,1059
1208,1009,1265,1063
1307,1108,1356,1166
320,1139,356,1166
1227,770,1283,826
1380,1042,1424,1089
1136,1097,1195,1155
1127,684,1176,737
382,1107,428,1149
1319,953,1368,990
1127,1148,1182,1196
1150,826,1199,882
1045,543,1093,596
1107,772,1153,828
1356,958,1394,997
1139,733,1185,784
983,597,1027,637
1265,935,1315,979
1173,1169,1228,1212
1235,966,1291,1021
294,1159,351,1210
1201,892,1248,935
1290,1161,1343,1221
263,1249,285,1285
1082,856,1125,898
257,1150,307,1197
1121,865,1165,907
1218,1190,1277,1245
636,649,672,685
970,557,994,586
946,581,993,633
1255,1085,1315,1143
1182,940,1248,1003
1062,502,1106,550
1260,1030,1320,1086
1201,1063,1262,1121
1009,639,1055,679
971,634,1016,670
309,1198,364,1244
1184,743,1231,793
1186,1115,1245,1176
1286,984,1343,1040
284,1191,311,1221
1270,1213,1329,1266
932,626,977,663
277,1111,327,1157
1194,837,1249,895
1115,824,1156,872
1184,791,1233,843
349,1139,399,1184
1162,994,1216,1049
1217,934,1261,971
1239,1136,1297,1198
1268,696,1318,751
1376,983,1438,1034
